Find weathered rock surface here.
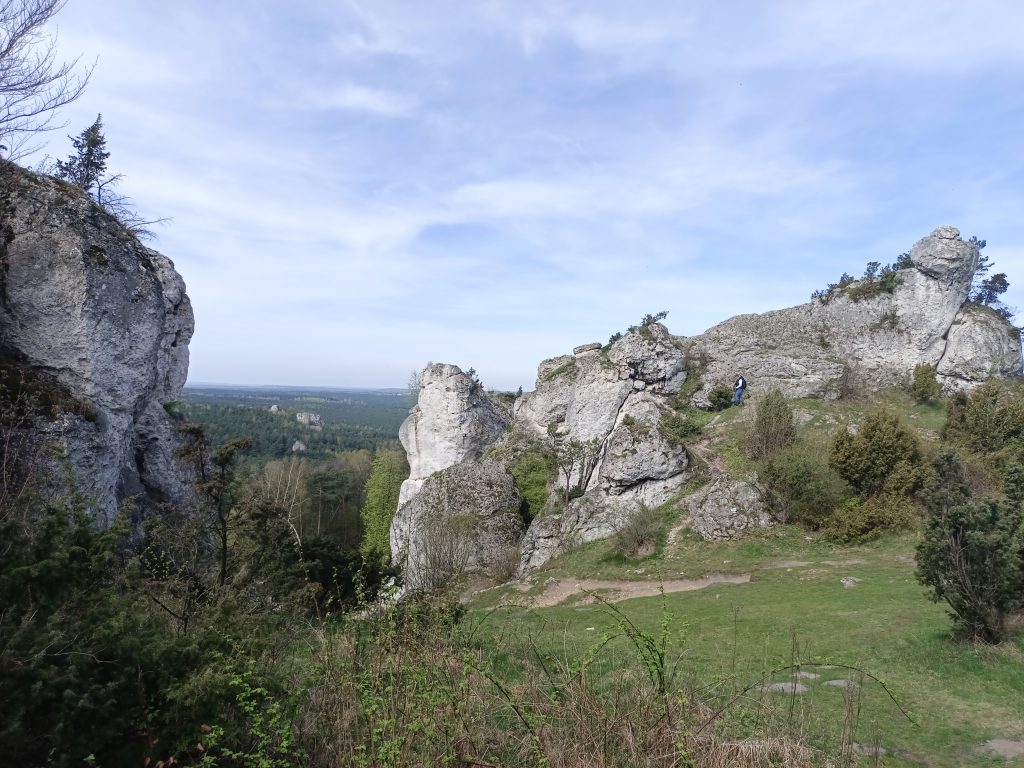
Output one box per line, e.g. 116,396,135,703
684,478,771,541
391,460,523,590
398,363,509,507
393,226,1022,586
0,162,197,523
517,495,630,575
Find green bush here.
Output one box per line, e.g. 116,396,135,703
612,503,663,558
909,363,941,404
745,388,795,459
659,410,701,447
916,496,1023,642
759,443,851,527
824,494,918,542
829,410,922,497
944,380,1024,455
708,383,734,412
509,445,556,521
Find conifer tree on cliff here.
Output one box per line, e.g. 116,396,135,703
53,114,165,238
55,113,109,201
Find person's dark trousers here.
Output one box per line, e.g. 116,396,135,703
734,388,744,406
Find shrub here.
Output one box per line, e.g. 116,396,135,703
487,546,521,584
659,410,700,447
759,443,851,527
507,442,556,522
916,496,1023,642
909,363,941,404
944,380,1024,455
829,411,922,497
824,494,918,542
708,383,734,411
745,388,795,459
612,503,663,558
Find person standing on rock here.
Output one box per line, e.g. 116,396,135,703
733,375,747,406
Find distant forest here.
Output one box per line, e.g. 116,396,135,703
179,385,410,459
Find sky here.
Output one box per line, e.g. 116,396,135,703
28,1,1024,391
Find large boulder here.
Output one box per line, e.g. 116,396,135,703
0,162,197,523
684,478,771,541
391,461,524,590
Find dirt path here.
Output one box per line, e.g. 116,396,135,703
522,573,751,608
518,557,871,609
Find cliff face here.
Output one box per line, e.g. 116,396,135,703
391,226,1023,582
0,162,197,523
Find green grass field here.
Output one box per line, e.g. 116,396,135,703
470,526,1024,767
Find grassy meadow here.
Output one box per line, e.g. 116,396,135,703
467,526,1024,766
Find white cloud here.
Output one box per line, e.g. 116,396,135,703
315,84,418,116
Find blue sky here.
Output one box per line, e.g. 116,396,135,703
32,1,1024,391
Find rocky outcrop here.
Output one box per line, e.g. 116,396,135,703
398,363,509,507
0,162,197,523
684,478,771,541
391,460,524,589
394,326,692,577
392,226,1022,586
686,227,1020,403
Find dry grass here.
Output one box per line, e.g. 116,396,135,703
293,591,841,767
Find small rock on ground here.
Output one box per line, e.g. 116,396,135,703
840,576,861,588
793,671,820,679
823,679,857,688
761,682,808,693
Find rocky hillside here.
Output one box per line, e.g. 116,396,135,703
0,161,197,523
391,227,1022,586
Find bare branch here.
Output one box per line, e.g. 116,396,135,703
0,0,92,158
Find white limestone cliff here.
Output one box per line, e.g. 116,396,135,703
0,162,197,523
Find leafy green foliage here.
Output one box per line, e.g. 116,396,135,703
812,258,904,303
359,449,409,565
745,388,795,459
829,411,922,497
824,494,917,543
507,442,556,521
916,495,1023,643
944,380,1024,455
707,383,733,411
909,363,941,404
658,409,700,447
759,443,851,527
612,502,663,558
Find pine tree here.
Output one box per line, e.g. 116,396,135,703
55,114,110,201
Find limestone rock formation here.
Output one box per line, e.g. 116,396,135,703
0,162,197,523
392,226,1022,586
398,363,510,507
686,227,1020,403
391,460,524,590
394,326,692,578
